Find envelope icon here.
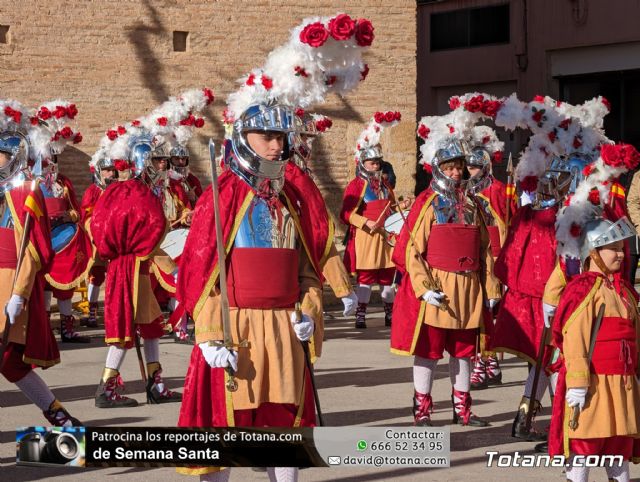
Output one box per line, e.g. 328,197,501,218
328,456,341,465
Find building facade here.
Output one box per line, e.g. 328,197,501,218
0,0,417,223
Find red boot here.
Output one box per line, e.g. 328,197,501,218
413,391,433,426
452,389,489,427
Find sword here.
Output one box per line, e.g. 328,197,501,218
524,322,549,435
207,139,248,392
0,180,37,372
569,303,605,430
134,333,146,383
295,302,324,426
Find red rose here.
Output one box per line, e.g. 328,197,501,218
532,109,544,124
556,100,563,107
131,120,141,127
325,75,337,86
417,124,430,139
449,125,455,133
354,18,374,47
66,104,78,119
588,188,600,205
54,106,67,119
464,95,484,113
180,115,195,126
548,130,557,142
374,126,380,133
295,108,305,118
246,73,255,86
520,175,538,192
106,129,118,141
294,66,308,77
481,100,501,118
423,163,432,174
315,120,325,132
203,88,214,105
51,132,60,142
573,136,582,149
30,116,38,126
394,111,401,121
89,166,95,173
73,132,82,144
493,151,504,163
261,75,273,90
328,13,356,41
601,97,611,111
114,160,130,171
157,117,168,126
360,63,369,81
374,112,385,124
194,118,205,128
60,126,73,139
559,119,571,130
38,107,52,120
117,125,127,135
10,109,21,123
299,22,329,48
570,223,582,238
384,111,396,123
533,95,545,103
449,97,461,110
582,164,593,177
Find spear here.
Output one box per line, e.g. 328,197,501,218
505,153,514,229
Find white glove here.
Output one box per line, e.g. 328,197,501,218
542,302,557,329
422,290,445,307
485,298,499,309
290,312,315,342
341,292,358,317
198,342,238,371
565,387,588,409
5,294,25,325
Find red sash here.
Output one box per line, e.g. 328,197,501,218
487,225,501,258
44,197,68,218
427,224,480,272
227,248,299,309
0,227,17,268
361,199,390,222
590,316,637,375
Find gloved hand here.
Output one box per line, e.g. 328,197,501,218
341,292,358,317
542,303,557,329
485,298,499,309
198,342,238,371
565,387,588,409
422,290,445,307
290,312,315,342
5,294,25,325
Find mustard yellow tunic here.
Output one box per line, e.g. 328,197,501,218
321,242,352,298
349,209,395,270
407,203,501,330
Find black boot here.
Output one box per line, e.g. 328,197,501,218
355,302,367,329
511,396,546,440
146,362,182,404
383,302,393,327
452,389,489,427
95,369,139,408
413,391,433,426
61,315,90,343
43,399,82,427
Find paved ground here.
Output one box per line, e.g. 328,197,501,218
1,304,639,481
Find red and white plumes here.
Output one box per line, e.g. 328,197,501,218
226,13,374,125
30,100,82,161
354,110,401,161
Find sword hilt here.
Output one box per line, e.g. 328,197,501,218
569,406,580,430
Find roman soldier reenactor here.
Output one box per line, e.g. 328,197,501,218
0,99,81,426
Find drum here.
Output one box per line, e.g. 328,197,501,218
161,228,189,260
51,222,77,253
383,211,409,247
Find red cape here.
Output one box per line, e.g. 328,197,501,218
548,272,638,456
6,183,58,367
186,172,203,200
478,178,517,225
91,180,167,343
80,183,103,225
44,175,92,290
389,187,437,355
177,171,325,321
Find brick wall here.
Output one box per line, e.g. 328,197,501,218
0,0,417,230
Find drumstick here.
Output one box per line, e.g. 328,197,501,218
372,201,391,230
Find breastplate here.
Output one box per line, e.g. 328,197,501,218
474,195,496,226
363,182,388,202
433,193,477,225
234,197,298,249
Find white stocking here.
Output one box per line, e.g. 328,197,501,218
105,345,127,371
449,357,471,393
413,356,437,394
15,371,56,411
355,284,372,304
267,467,298,482
58,299,72,317
88,283,100,303
605,461,630,482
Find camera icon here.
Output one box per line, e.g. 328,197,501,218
18,431,82,466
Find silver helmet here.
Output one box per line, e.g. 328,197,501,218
0,130,30,194
532,154,591,210
93,154,118,189
128,134,153,179
355,144,384,183
579,216,636,265
228,102,293,196
290,111,318,171
466,147,492,195
169,145,190,179
429,138,470,196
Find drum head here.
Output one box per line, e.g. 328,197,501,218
51,223,77,253
384,211,409,235
161,228,189,260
